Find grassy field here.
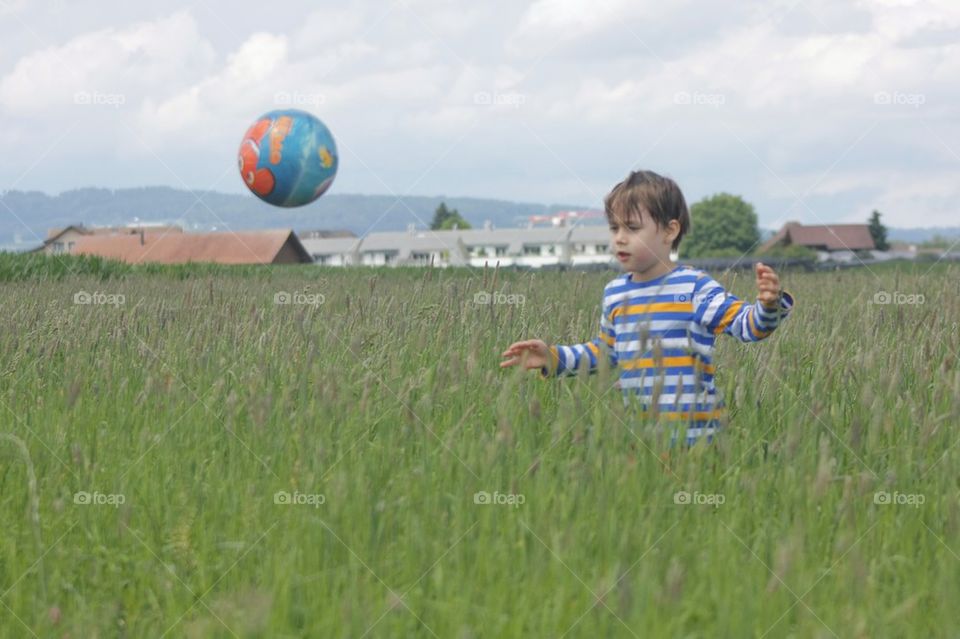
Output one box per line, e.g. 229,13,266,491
0,255,958,638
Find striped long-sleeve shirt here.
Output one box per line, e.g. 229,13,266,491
541,264,795,444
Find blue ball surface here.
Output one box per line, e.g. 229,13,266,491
238,109,339,208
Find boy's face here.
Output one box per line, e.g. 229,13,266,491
608,206,675,274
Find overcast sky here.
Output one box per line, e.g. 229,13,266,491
0,0,956,228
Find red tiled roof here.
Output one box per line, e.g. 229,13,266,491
45,225,184,241
759,222,875,252
72,230,311,264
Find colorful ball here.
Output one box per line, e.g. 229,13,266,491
238,109,339,207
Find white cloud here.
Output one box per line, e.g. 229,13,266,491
133,32,289,148
0,10,216,114
226,33,288,82
0,0,958,227
0,0,28,16
516,0,627,37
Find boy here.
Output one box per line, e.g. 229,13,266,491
499,170,795,445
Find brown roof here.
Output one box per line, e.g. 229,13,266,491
72,229,311,265
44,224,184,242
759,222,875,253
45,225,87,241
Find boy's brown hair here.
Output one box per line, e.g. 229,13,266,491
604,170,691,250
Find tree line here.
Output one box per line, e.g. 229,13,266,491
430,195,890,257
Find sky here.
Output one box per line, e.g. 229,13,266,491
0,0,957,228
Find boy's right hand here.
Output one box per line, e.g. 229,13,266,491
499,339,551,371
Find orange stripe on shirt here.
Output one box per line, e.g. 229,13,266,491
610,301,692,320
713,300,745,335
621,356,715,374
636,407,727,421
661,409,727,421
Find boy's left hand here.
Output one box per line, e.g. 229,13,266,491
755,262,782,310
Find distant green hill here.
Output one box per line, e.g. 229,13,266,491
0,187,597,248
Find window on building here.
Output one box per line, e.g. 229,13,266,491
523,245,541,256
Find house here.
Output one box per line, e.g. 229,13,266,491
298,229,357,240
871,240,919,261
70,229,312,265
308,236,363,266
758,221,875,262
34,224,184,255
299,223,619,268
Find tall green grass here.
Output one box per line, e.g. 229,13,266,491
0,255,957,637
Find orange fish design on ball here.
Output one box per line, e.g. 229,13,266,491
238,119,276,196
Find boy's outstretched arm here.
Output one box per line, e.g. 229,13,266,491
500,339,552,371
500,299,618,377
693,262,795,342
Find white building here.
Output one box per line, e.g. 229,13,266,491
300,223,621,268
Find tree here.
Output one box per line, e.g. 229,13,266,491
868,210,889,251
430,202,453,229
430,202,471,230
682,193,760,258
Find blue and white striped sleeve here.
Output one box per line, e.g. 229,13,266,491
541,297,618,377
692,273,795,343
